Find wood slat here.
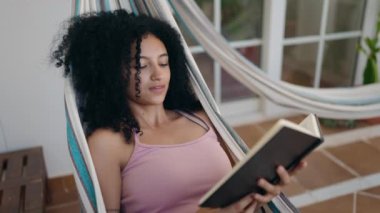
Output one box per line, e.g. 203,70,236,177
24,150,43,179
0,147,46,212
6,154,23,179
0,155,6,181
0,186,21,213
24,180,44,211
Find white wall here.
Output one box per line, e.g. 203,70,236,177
0,1,72,177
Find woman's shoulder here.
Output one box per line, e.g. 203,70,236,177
88,128,127,145
87,128,133,165
192,109,212,126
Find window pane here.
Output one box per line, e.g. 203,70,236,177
221,46,260,102
177,0,214,46
282,43,318,87
175,16,198,46
320,38,359,87
195,0,214,22
285,0,323,37
326,0,366,33
193,52,215,96
221,0,263,41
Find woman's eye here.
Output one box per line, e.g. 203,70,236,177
134,64,147,69
160,63,168,67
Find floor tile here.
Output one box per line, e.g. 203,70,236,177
282,177,307,196
46,201,80,213
368,136,380,151
256,119,278,132
46,176,79,206
234,114,308,146
294,151,355,189
284,114,308,124
356,193,380,213
356,119,376,128
257,114,310,133
62,175,77,192
360,117,380,126
326,142,380,176
361,186,380,197
234,124,265,148
299,194,353,213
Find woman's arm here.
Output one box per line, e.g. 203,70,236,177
88,129,131,212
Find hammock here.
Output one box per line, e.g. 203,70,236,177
170,0,380,120
65,1,249,212
63,0,328,212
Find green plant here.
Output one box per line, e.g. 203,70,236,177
357,13,380,84
319,118,356,129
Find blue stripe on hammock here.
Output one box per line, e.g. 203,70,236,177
75,0,81,15
268,201,281,213
104,0,111,11
66,115,97,212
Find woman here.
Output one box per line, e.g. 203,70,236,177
52,10,305,212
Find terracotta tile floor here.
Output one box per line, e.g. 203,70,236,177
290,151,355,190
45,115,380,212
46,175,80,212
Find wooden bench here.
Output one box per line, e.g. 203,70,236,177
0,147,47,213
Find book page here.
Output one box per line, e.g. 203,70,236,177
298,114,321,137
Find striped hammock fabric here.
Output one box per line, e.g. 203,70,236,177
64,0,380,212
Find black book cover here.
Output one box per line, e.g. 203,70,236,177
200,115,323,208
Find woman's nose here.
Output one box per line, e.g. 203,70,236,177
151,64,164,80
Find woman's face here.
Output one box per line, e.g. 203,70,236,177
127,34,171,106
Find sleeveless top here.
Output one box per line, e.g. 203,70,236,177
120,111,232,213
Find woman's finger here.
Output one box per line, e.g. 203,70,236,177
243,201,257,213
277,166,291,185
257,179,281,196
253,193,274,204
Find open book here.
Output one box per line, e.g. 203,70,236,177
199,114,323,208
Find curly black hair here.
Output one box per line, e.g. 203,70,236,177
52,9,202,141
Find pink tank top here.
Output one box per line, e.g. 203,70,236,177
120,111,232,213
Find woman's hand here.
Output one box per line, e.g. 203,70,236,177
253,161,307,205
197,161,307,213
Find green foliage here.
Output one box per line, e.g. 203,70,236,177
358,13,380,84
319,118,356,128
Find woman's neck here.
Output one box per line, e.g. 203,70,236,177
128,103,172,130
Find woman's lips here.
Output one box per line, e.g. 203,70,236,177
149,85,166,94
